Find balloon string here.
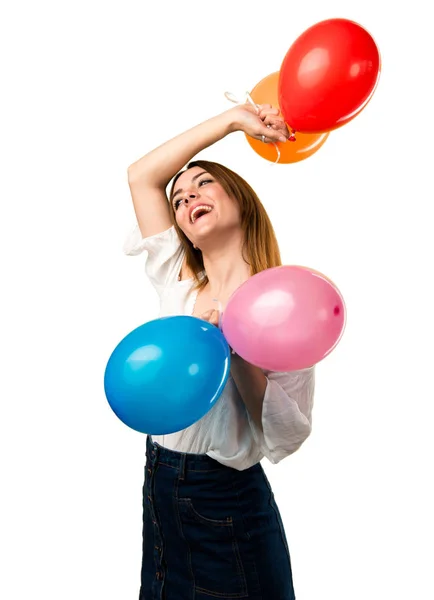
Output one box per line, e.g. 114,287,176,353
212,299,223,330
213,298,236,355
224,91,281,164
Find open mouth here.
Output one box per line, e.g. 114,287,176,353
190,205,213,224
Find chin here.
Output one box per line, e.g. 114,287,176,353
189,222,216,240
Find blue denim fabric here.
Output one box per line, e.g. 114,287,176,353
140,436,296,599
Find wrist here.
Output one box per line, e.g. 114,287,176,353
218,107,242,135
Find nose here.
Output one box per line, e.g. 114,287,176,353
183,191,198,205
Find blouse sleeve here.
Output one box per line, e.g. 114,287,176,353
123,224,185,292
246,366,315,464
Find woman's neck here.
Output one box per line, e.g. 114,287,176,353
195,230,250,305
201,237,250,303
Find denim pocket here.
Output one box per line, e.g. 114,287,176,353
178,498,248,598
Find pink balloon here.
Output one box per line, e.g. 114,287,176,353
221,266,346,371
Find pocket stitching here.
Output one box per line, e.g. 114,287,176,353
178,498,248,597
179,498,233,526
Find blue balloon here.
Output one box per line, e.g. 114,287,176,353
104,316,231,435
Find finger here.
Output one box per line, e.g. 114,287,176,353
199,309,220,325
255,103,272,111
199,309,215,320
243,102,271,116
263,115,287,128
206,311,220,326
266,118,290,135
257,124,289,143
209,314,219,326
258,107,280,119
269,122,289,131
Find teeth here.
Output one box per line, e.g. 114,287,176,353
191,205,212,224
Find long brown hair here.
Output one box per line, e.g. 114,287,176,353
169,160,282,291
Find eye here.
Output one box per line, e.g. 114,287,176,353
199,178,213,187
173,198,182,210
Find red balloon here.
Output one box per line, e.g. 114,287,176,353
278,18,381,133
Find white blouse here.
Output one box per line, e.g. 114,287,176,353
123,225,315,471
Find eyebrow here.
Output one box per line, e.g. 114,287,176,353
172,171,209,202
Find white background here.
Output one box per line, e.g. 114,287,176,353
1,1,433,598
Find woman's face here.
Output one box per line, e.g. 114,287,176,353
171,167,241,246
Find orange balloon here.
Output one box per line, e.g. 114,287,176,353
246,71,329,163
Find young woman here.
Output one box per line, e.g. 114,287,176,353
124,102,315,600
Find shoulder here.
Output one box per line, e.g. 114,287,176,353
123,224,179,256
179,258,196,281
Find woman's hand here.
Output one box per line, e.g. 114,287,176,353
199,309,240,357
198,309,220,327
228,103,290,144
